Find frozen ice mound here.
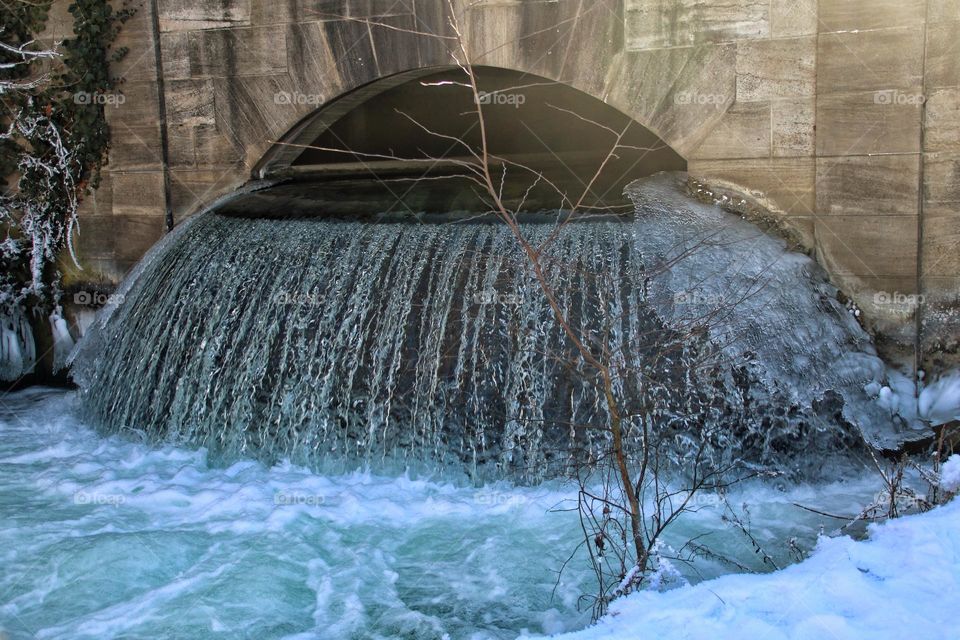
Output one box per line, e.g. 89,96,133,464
626,173,924,456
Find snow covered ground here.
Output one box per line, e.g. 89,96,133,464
539,492,960,640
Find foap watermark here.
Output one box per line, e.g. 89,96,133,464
873,90,925,106
274,291,324,306
673,291,727,306
474,490,529,507
674,91,727,107
471,290,524,305
873,291,924,309
73,290,125,307
273,491,334,507
274,91,324,106
476,90,526,108
684,491,724,508
74,491,126,507
73,91,125,107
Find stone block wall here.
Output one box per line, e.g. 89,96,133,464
624,0,959,368
60,0,959,369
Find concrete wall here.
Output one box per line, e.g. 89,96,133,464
66,0,960,368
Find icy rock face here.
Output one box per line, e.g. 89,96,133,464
625,174,910,455
0,306,35,381
72,176,904,481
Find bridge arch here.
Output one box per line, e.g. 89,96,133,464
234,65,686,216
66,0,952,370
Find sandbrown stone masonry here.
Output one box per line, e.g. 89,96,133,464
56,0,959,370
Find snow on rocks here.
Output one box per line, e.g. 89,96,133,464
941,455,960,494
918,372,960,426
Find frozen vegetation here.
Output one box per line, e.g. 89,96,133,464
539,490,960,640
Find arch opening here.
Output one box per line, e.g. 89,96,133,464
226,67,685,218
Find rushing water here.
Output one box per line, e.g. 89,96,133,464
71,175,903,483
14,173,914,637
1,388,882,640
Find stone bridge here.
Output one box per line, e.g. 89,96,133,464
51,0,959,366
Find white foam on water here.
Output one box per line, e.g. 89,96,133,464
0,388,890,639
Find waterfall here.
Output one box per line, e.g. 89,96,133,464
72,175,902,482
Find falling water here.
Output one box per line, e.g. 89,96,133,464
72,175,902,482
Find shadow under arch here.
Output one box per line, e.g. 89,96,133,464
232,66,686,218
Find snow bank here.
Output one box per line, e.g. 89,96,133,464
941,455,960,494
536,497,960,640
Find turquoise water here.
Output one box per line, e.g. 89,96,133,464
0,388,877,639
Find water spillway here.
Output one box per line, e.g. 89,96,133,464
72,175,903,482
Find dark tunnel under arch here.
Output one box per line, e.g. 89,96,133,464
229,67,686,218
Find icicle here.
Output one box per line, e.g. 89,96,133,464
0,307,35,381
48,306,75,373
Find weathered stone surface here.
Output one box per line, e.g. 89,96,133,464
736,37,815,102
511,0,574,81
160,32,191,80
816,91,922,155
104,81,159,125
193,125,246,169
556,0,622,97
625,0,769,50
284,22,347,99
923,151,960,280
816,155,920,216
168,123,245,170
211,75,301,168
114,216,167,263
770,0,817,37
925,88,960,153
167,125,196,168
925,20,960,90
108,124,164,171
818,0,925,32
77,173,113,217
928,0,960,22
772,98,814,157
365,12,422,77
924,152,960,211
921,277,960,372
166,80,216,127
109,172,167,217
465,3,523,70
817,28,924,95
187,26,288,78
111,29,159,82
320,18,382,89
606,44,737,156
72,215,116,261
836,274,921,348
170,170,246,222
815,215,918,277
690,101,770,160
159,0,252,32
688,157,816,215
922,211,960,277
